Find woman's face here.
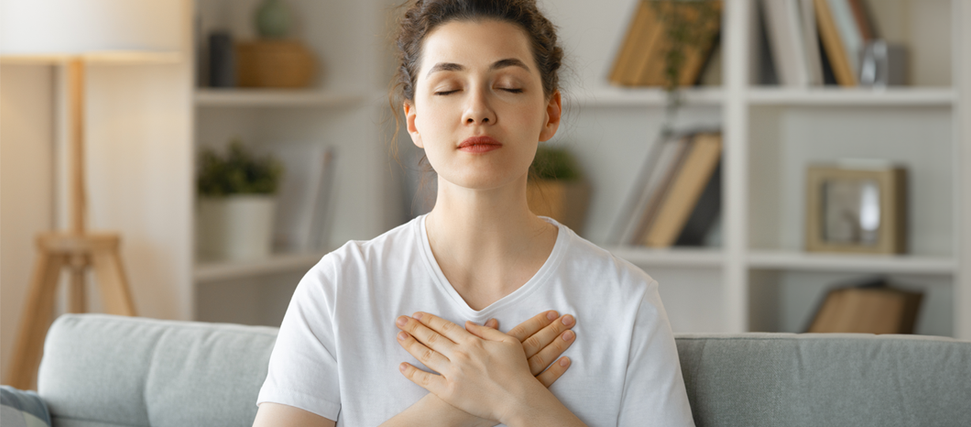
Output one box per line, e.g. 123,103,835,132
404,19,561,191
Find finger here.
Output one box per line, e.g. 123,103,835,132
522,314,576,359
399,361,447,394
397,315,457,354
464,321,518,344
507,310,559,342
528,329,575,376
411,312,474,344
485,318,499,329
396,330,451,373
535,357,571,388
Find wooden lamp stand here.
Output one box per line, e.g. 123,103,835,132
5,59,137,390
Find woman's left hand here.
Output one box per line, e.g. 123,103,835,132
395,312,552,424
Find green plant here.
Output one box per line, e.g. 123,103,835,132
529,145,582,181
650,0,721,136
197,139,283,196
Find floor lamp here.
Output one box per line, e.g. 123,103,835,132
0,0,182,390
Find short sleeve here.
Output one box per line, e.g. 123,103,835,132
617,279,695,426
256,254,342,420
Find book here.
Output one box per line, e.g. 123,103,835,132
674,159,721,246
609,1,722,87
761,0,811,86
798,0,824,85
642,132,722,247
814,0,857,86
640,1,722,87
609,0,663,86
306,148,336,251
826,0,864,79
272,144,336,253
807,279,923,334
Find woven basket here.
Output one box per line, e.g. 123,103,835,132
236,40,317,88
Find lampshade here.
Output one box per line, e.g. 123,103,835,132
0,0,182,63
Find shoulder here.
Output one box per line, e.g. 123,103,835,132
554,221,658,293
315,215,423,271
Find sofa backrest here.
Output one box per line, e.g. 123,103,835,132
674,333,971,426
39,314,971,427
39,314,276,427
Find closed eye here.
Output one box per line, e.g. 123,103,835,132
435,89,460,96
502,88,523,93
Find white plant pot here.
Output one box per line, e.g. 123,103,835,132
196,195,276,262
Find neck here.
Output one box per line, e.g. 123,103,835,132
424,174,557,308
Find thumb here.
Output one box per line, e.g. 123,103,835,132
465,320,516,343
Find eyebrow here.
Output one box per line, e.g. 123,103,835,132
426,58,531,76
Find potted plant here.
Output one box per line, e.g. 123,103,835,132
527,145,591,234
196,139,283,261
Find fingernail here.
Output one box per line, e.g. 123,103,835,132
562,330,574,341
412,312,423,320
562,315,575,326
547,311,558,321
487,318,497,327
559,357,570,367
396,316,408,326
398,331,408,341
399,363,408,372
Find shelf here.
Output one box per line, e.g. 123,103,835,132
746,250,956,275
194,250,329,283
747,87,956,107
194,89,367,108
569,86,723,108
606,246,724,268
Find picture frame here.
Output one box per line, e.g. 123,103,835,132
805,165,907,254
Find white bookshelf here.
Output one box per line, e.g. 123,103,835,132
187,0,970,339
550,0,968,338
194,89,367,108
194,250,329,283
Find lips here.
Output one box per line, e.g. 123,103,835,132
458,136,502,153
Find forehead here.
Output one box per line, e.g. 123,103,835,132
418,19,535,74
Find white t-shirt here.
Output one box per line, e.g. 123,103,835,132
257,215,695,426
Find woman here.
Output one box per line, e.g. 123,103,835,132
254,1,694,426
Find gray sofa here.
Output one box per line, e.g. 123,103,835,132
34,314,971,426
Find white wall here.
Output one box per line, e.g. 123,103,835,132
0,64,56,385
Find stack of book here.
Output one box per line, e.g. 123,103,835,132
609,0,722,87
609,131,722,248
759,0,879,87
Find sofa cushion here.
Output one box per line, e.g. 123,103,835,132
675,332,971,426
1,385,52,427
38,314,278,427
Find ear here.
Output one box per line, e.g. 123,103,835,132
538,91,562,142
404,101,423,148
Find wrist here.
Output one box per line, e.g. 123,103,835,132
419,394,495,427
497,380,551,426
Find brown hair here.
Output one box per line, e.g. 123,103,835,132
391,0,564,105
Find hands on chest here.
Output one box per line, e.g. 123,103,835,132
394,310,577,425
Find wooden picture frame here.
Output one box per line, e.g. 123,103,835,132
805,165,907,254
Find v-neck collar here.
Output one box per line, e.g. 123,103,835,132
415,214,569,321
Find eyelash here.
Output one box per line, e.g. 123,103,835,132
433,88,523,95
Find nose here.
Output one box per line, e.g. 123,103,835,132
461,87,496,125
